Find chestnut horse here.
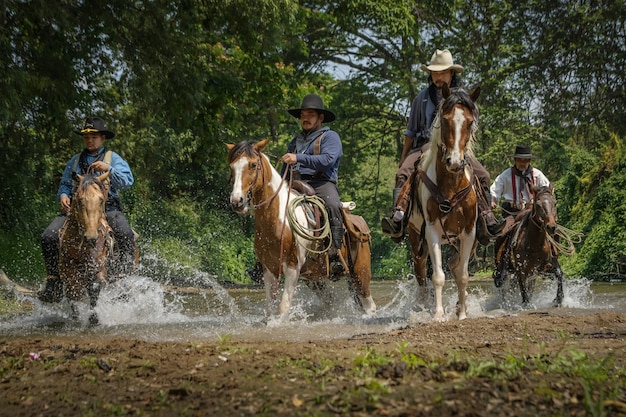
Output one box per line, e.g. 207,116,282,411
495,185,564,307
227,139,376,318
58,171,139,325
407,85,479,321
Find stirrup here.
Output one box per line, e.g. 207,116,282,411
381,217,402,236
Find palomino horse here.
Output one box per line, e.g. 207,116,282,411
495,185,564,307
407,85,479,321
227,139,376,318
58,171,139,325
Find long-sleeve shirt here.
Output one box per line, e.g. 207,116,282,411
286,126,342,182
57,147,133,202
490,166,550,209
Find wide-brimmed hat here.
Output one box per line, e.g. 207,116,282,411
74,117,115,139
510,145,537,159
288,94,336,122
420,49,464,74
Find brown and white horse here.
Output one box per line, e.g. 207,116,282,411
227,139,376,318
495,185,564,307
407,85,480,321
58,171,114,325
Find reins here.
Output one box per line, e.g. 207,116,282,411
417,167,473,214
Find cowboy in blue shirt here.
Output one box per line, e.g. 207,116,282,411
281,94,344,273
38,117,135,302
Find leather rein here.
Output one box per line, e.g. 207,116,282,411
417,167,473,214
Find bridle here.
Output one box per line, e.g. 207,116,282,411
236,149,289,209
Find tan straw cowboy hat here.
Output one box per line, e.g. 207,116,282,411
421,49,464,74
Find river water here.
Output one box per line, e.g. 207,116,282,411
1,266,624,342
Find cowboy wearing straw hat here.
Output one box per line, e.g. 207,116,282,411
381,49,503,245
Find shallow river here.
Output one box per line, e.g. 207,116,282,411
1,267,624,343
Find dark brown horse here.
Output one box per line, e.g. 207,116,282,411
495,185,564,307
407,85,479,321
227,139,376,318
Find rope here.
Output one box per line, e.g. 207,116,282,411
286,194,332,255
547,224,583,257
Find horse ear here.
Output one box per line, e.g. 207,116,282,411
442,83,451,99
96,170,110,183
226,143,235,151
255,138,271,152
470,86,481,102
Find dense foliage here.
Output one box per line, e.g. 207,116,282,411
1,0,625,284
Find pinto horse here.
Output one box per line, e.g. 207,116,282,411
495,185,564,307
58,171,113,324
227,139,376,318
407,85,480,321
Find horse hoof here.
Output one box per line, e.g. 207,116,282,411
88,313,100,327
37,276,64,303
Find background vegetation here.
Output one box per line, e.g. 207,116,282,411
1,0,625,285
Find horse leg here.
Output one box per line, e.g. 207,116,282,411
427,239,446,321
87,279,101,327
306,280,333,309
345,243,376,314
449,238,473,320
278,266,299,317
408,228,430,305
519,274,531,307
552,257,564,307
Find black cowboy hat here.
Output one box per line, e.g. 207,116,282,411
510,144,537,159
74,117,115,139
288,94,336,122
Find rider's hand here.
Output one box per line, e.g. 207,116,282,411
90,161,110,172
280,153,297,165
60,195,71,213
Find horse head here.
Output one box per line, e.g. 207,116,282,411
73,171,109,242
226,139,270,214
433,84,480,173
531,184,558,234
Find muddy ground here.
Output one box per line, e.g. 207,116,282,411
1,310,625,416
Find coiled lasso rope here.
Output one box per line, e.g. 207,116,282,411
547,224,584,256
286,194,332,255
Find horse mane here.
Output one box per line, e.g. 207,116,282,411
227,141,257,164
420,87,478,169
76,173,107,194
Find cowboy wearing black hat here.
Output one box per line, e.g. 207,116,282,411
490,144,552,287
246,94,345,281
38,117,136,302
490,144,551,217
281,94,345,274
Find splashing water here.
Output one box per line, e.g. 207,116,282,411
1,259,624,342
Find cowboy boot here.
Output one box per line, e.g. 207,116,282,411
381,187,407,242
329,226,346,276
37,275,64,303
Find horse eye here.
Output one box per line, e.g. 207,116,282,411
250,162,257,170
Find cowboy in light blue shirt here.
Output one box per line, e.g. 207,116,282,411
39,117,136,302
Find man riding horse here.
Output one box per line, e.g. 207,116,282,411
381,49,504,245
490,144,552,287
39,117,136,302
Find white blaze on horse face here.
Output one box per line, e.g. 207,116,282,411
230,157,249,213
446,107,466,171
